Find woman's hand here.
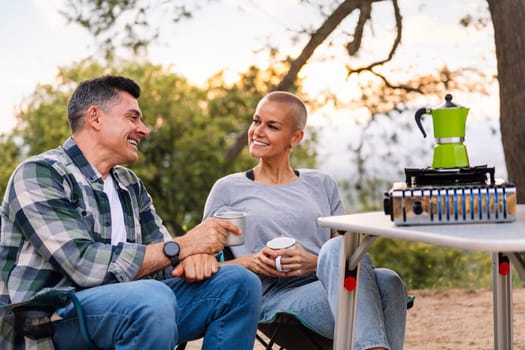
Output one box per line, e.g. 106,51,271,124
262,243,318,277
232,243,317,277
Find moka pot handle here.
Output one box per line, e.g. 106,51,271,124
414,107,430,138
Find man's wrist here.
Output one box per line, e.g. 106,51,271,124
174,236,192,260
163,241,180,267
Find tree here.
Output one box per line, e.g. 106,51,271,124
0,135,22,195
9,0,517,289
61,0,406,162
60,1,499,202
0,59,317,235
487,0,525,203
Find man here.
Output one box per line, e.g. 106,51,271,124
0,75,262,349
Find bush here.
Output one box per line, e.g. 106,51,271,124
369,237,495,290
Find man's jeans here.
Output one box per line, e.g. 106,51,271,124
52,264,262,350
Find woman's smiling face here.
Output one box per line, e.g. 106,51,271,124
248,99,300,160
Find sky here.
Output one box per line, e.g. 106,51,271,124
0,0,506,179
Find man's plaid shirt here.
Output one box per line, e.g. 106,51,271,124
0,137,171,305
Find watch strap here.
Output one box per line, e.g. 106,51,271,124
169,254,179,267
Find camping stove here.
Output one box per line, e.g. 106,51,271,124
383,165,517,226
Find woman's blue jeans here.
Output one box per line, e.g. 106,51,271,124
318,236,407,350
259,236,407,350
52,264,262,350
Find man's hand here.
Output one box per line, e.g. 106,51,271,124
177,218,240,258
171,254,219,282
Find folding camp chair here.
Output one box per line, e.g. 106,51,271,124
0,286,97,350
0,286,188,350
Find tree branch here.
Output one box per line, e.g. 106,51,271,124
226,0,388,163
371,69,423,93
276,0,361,91
346,0,402,76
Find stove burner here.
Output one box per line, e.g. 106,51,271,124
404,165,495,187
384,165,516,226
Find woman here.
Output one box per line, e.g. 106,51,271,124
204,91,407,350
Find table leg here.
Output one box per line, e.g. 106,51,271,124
334,232,360,350
492,252,513,350
508,252,525,282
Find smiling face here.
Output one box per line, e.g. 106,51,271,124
248,98,303,161
95,91,149,166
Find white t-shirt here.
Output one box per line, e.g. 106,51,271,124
103,175,127,245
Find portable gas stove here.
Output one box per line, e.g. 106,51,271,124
384,165,517,226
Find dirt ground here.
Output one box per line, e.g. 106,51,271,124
184,288,525,349
404,288,525,350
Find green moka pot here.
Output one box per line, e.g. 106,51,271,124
415,94,470,169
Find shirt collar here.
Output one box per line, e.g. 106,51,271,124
63,137,104,183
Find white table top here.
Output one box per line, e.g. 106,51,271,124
318,205,525,252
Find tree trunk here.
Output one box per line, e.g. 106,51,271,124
488,0,525,203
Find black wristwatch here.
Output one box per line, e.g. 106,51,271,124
163,241,180,267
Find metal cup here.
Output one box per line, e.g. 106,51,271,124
213,211,246,246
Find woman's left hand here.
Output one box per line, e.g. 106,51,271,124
262,243,318,277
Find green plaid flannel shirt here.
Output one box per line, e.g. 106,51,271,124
0,136,171,306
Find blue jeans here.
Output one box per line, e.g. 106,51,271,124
318,236,407,350
259,236,406,350
52,264,262,350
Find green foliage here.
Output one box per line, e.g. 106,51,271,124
0,57,505,290
0,135,22,195
134,68,264,235
369,238,496,290
15,84,72,155
0,58,317,237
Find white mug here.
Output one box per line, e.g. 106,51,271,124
266,237,296,272
213,211,246,246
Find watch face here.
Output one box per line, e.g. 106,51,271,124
164,241,180,257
